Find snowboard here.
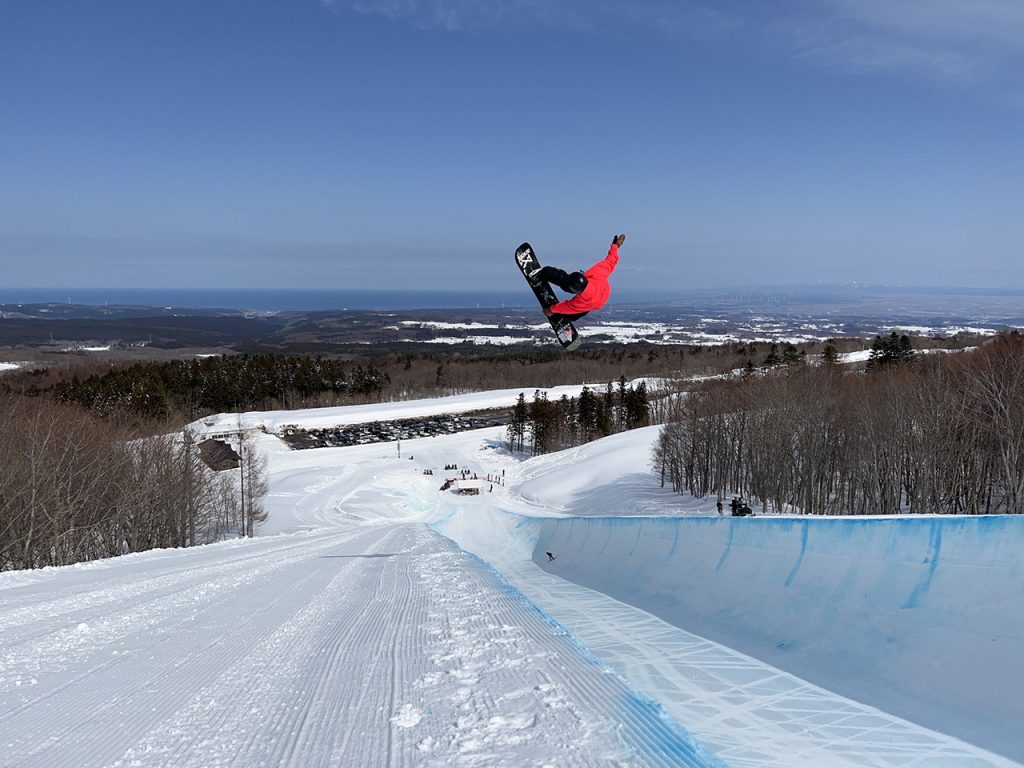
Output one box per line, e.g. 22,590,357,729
514,242,582,351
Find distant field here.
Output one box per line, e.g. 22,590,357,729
2,286,1022,356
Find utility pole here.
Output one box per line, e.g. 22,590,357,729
237,429,246,538
183,428,195,547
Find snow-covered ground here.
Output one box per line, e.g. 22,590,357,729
384,317,1020,347
837,347,978,365
1,391,1021,767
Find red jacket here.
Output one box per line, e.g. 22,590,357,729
550,243,620,315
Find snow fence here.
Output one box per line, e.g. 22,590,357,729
443,512,1024,762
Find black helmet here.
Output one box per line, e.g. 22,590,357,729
566,271,588,294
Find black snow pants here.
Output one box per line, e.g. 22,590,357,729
537,266,589,322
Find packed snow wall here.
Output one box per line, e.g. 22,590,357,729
528,514,1023,761
434,510,1024,759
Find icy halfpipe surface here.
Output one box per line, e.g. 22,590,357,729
531,514,1024,762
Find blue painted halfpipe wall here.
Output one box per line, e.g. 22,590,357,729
532,515,1024,762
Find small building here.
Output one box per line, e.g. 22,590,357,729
198,439,241,471
453,479,483,495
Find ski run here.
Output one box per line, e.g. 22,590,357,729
1,387,1020,767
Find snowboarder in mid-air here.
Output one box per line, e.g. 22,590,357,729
540,233,625,324
513,234,624,351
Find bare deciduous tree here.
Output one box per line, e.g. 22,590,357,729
654,332,1024,516
0,397,266,572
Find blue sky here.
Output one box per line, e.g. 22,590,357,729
1,0,1022,293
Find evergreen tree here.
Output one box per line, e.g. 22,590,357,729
54,354,368,418
762,343,782,368
867,332,915,370
782,344,805,367
616,376,629,432
507,393,527,452
578,386,600,442
528,391,559,455
625,381,650,429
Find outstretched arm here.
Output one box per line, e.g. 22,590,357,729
587,234,624,281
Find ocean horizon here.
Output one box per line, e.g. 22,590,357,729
3,284,1021,315
0,288,547,312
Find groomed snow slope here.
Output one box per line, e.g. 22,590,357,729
0,521,718,767
3,391,1022,768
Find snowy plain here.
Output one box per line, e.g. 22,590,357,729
387,318,1019,347
1,389,1021,767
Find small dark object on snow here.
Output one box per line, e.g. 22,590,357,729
546,552,556,562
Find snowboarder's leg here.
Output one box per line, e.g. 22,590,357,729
549,310,589,324
537,266,587,323
537,266,575,293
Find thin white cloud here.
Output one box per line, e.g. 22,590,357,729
824,0,1024,50
774,18,979,81
320,0,592,32
618,2,745,40
777,0,1024,82
321,0,741,38
322,0,1024,87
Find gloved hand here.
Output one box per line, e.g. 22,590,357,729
612,233,626,247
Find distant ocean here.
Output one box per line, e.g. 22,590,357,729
0,288,545,312
8,285,1013,314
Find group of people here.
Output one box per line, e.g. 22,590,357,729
716,497,754,516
